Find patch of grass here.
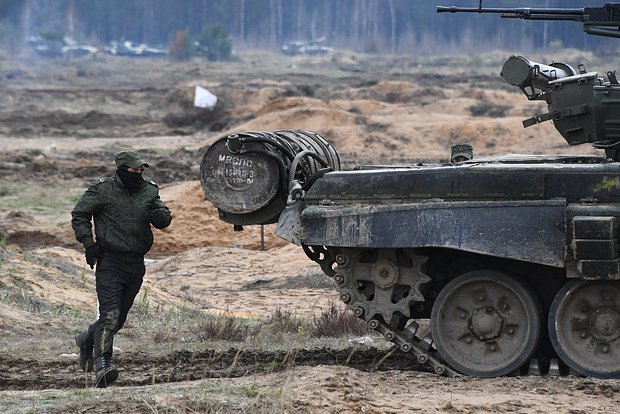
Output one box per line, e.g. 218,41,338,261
49,303,89,318
71,389,93,398
238,384,261,399
0,288,48,314
469,102,510,118
126,305,201,345
41,393,58,401
265,307,304,335
266,360,279,373
366,121,390,132
78,266,89,288
0,182,83,217
153,328,178,344
194,314,259,342
133,288,151,316
311,301,370,338
180,284,194,302
0,380,291,414
136,302,373,349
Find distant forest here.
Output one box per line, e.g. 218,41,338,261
0,0,617,54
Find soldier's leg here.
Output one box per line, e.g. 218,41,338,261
89,259,125,361
115,260,145,333
88,254,127,387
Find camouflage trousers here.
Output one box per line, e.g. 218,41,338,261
87,252,145,360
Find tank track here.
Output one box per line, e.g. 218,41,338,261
370,317,459,376
330,247,459,377
303,245,566,377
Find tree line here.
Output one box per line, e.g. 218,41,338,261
1,0,617,55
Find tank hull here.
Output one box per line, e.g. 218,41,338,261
278,158,620,278
281,157,620,378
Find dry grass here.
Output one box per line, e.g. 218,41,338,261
469,102,510,118
195,315,260,342
311,301,370,338
265,307,304,335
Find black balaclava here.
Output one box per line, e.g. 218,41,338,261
117,165,145,193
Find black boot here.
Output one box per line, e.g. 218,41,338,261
74,331,94,372
95,356,119,388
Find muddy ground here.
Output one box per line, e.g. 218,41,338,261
0,49,619,413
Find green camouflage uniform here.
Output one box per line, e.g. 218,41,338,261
71,173,171,261
71,150,171,388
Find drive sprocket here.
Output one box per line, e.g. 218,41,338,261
332,248,430,324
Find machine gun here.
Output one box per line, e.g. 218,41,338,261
438,2,620,160
437,2,620,38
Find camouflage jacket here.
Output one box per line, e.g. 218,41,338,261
71,173,172,259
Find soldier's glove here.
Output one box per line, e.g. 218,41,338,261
150,208,170,229
85,244,100,270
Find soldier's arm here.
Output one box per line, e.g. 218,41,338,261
146,180,172,229
149,195,172,229
71,184,101,248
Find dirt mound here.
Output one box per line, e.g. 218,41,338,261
330,79,433,104
226,83,293,118
0,211,74,250
235,100,361,133
0,247,184,325
197,73,598,168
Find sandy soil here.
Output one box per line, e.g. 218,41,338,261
0,50,617,413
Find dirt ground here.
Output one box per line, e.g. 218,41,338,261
0,49,618,413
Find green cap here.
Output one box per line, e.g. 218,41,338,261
451,143,473,162
114,151,149,168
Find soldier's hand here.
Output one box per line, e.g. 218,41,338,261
85,244,100,269
150,207,170,229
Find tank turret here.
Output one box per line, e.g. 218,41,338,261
438,2,620,159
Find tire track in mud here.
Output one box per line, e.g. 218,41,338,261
0,347,428,390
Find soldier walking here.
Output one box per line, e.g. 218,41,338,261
71,151,172,387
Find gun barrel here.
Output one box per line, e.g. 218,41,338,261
438,4,620,38
436,6,584,20
437,6,527,14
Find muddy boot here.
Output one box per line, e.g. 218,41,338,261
74,331,94,372
94,356,119,388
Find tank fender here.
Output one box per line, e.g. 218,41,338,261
275,203,304,244
300,199,567,267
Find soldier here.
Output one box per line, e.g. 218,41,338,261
451,143,473,163
71,150,172,387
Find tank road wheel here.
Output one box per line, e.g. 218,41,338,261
548,280,620,379
430,270,541,377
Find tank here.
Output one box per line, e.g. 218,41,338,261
199,3,620,379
